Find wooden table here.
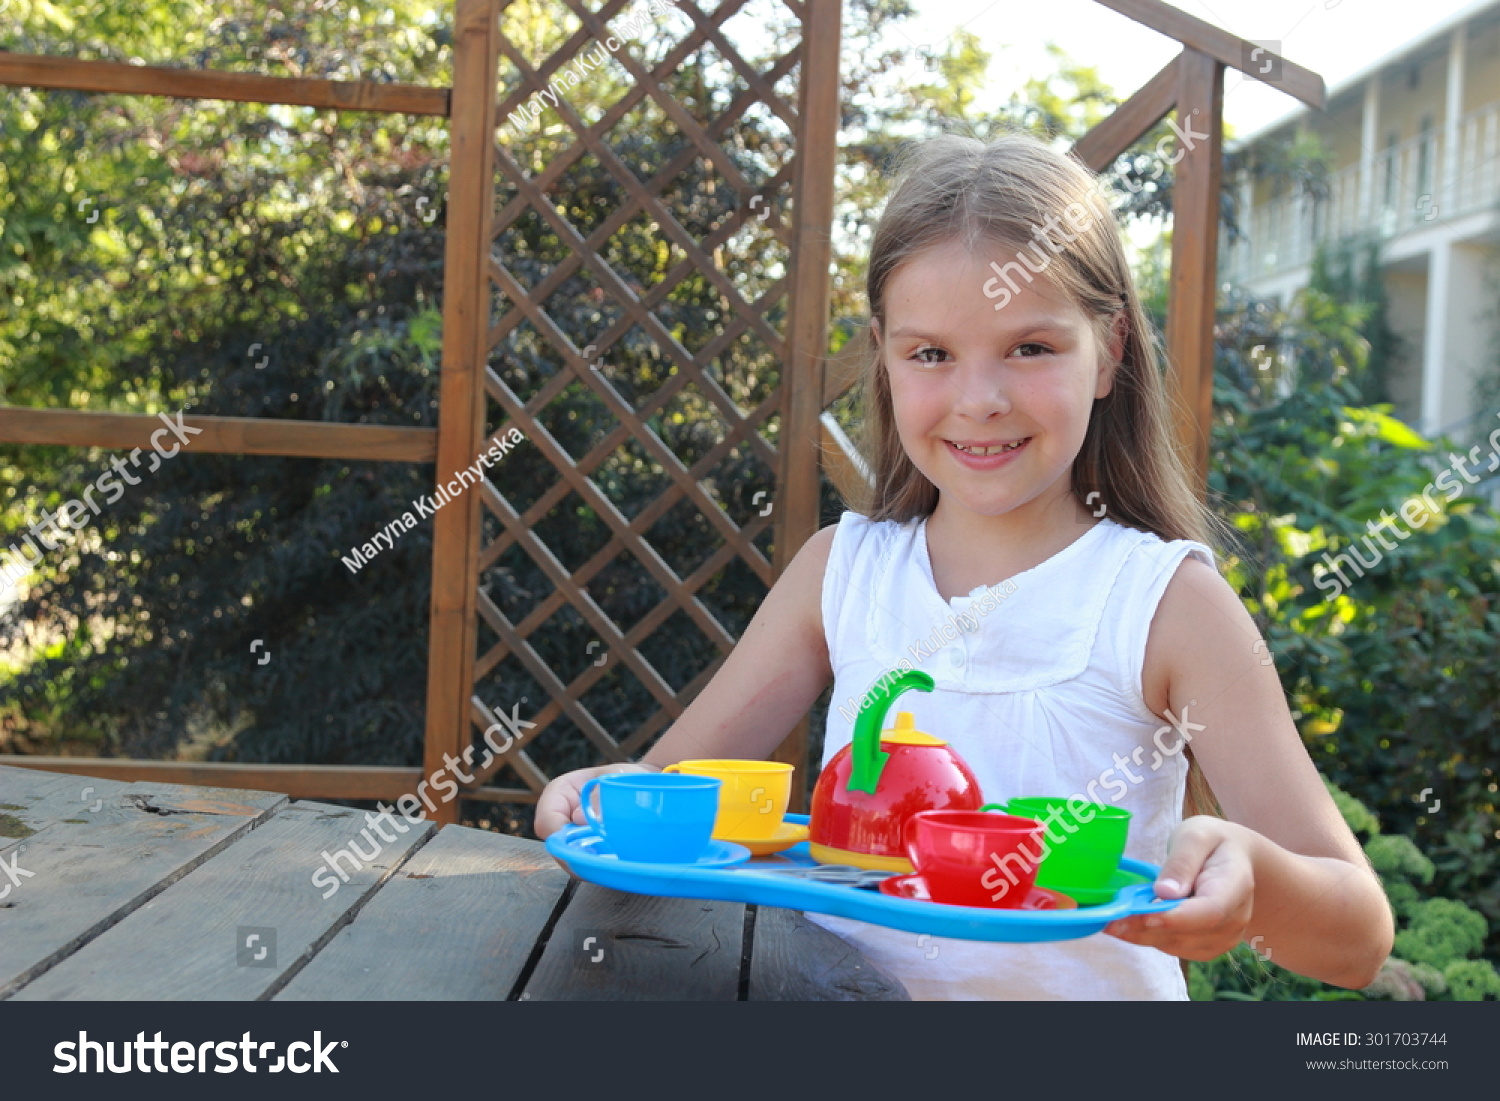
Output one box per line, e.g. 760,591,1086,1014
0,764,907,1001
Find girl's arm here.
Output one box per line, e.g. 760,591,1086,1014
533,524,836,836
639,523,835,765
1105,557,1394,990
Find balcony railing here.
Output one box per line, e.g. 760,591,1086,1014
1226,100,1500,282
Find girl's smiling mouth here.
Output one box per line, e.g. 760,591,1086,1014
943,437,1031,468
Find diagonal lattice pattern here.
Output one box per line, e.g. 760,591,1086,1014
470,0,806,795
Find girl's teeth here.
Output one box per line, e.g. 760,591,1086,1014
954,440,1023,456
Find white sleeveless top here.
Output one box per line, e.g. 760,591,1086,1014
807,510,1216,1000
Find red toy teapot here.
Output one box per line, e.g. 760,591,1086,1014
809,670,984,872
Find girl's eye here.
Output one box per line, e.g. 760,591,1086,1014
1013,342,1053,357
910,346,949,366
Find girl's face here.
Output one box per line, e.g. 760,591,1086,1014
873,237,1121,523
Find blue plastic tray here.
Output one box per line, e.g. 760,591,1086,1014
545,814,1180,943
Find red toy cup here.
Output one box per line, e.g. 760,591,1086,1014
904,810,1048,907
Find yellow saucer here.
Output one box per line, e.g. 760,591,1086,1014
719,820,810,855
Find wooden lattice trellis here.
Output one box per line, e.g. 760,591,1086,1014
421,0,844,820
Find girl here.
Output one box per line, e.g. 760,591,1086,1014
536,131,1393,1000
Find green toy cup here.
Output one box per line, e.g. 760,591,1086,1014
982,797,1131,890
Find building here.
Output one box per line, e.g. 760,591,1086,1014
1223,0,1500,446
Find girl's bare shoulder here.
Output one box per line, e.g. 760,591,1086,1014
1141,554,1261,718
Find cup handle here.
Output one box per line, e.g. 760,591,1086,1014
979,803,1007,812
661,764,682,773
579,778,605,837
903,815,923,871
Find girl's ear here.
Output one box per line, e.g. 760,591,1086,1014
870,316,882,348
1097,310,1127,399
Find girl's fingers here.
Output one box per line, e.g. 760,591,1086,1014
534,785,581,838
1105,895,1238,939
1153,818,1225,900
1105,827,1254,955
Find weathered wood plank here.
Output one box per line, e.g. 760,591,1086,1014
0,780,285,998
0,767,133,845
275,825,567,1001
0,757,532,803
747,906,909,1001
11,800,432,1001
0,765,81,810
519,883,746,1001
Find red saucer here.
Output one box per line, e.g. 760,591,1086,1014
879,873,1078,911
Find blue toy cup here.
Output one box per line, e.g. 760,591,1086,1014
579,773,722,863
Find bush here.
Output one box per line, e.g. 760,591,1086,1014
1208,276,1500,962
1189,778,1498,999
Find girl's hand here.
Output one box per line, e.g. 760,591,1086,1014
533,762,660,840
1102,816,1256,961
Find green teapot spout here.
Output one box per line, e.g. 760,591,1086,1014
847,669,935,794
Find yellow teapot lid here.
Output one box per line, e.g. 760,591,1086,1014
880,711,946,747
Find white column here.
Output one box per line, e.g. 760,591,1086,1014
1421,241,1449,435
1444,26,1465,214
1360,76,1380,219
1239,172,1254,281
1441,243,1491,429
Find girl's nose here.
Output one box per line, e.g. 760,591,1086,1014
948,364,1011,419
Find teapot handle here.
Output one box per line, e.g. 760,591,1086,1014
847,669,934,794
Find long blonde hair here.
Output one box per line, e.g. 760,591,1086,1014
849,130,1228,819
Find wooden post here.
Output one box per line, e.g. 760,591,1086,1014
422,0,500,826
771,0,842,808
1165,49,1224,495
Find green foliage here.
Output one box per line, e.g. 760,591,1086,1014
1365,833,1434,886
1190,777,1497,1000
1325,777,1381,838
1307,240,1400,406
3,0,458,765
1395,899,1489,969
1208,272,1500,955
1444,959,1500,1000
1,0,878,809
1189,267,1500,998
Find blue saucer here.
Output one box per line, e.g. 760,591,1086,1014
564,827,751,869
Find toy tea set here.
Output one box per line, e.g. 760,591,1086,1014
547,671,1179,942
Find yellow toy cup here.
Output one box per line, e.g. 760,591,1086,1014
662,759,792,840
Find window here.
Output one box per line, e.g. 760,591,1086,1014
1417,115,1434,200
1382,130,1399,210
